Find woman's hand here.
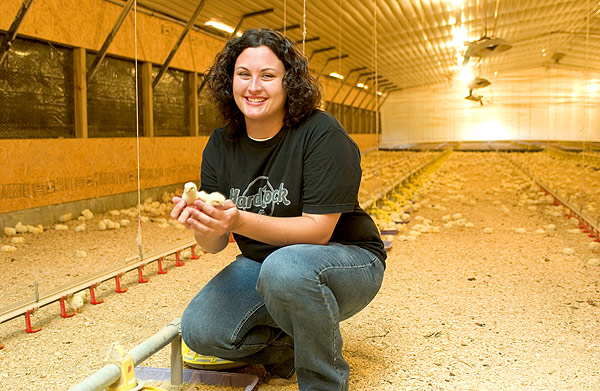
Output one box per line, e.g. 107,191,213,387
171,196,239,238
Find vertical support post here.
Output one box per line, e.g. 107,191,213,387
141,62,154,137
73,47,88,138
188,72,199,137
170,334,183,385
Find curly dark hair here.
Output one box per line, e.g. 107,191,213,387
206,28,322,140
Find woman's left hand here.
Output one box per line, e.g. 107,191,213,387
178,197,240,238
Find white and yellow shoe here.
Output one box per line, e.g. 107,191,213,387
181,340,246,370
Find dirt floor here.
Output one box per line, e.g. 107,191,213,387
1,151,599,391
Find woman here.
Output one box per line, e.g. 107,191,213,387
171,28,386,391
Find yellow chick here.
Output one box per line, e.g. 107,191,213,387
67,294,84,312
182,182,199,205
197,191,209,202
68,290,90,312
205,192,226,207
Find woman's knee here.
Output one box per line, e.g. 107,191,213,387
257,245,316,299
181,302,212,352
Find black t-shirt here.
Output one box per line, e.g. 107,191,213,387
201,110,386,266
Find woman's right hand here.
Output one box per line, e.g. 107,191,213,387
171,195,239,253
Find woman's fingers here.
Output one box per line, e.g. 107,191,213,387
171,196,237,235
170,197,186,219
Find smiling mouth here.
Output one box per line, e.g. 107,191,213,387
246,97,266,103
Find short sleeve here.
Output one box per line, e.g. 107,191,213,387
200,131,220,193
302,122,361,214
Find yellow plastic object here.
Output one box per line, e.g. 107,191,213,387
141,387,168,391
104,343,143,391
182,340,246,370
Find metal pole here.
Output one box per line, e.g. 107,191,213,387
87,0,136,82
350,80,370,107
153,0,208,88
170,334,183,385
316,54,348,80
330,67,366,102
232,9,274,37
129,319,181,364
0,0,35,65
275,23,301,32
341,72,373,105
308,46,336,62
69,319,181,391
198,9,273,94
296,36,320,45
377,90,392,111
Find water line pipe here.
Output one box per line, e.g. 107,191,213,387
68,318,182,391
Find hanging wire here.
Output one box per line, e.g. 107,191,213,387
302,0,307,53
374,0,379,148
583,0,590,159
338,0,342,77
338,0,343,117
134,0,143,260
283,0,287,36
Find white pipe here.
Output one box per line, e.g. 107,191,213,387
69,318,182,391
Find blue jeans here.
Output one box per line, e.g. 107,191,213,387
181,243,385,391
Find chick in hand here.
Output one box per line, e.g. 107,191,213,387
182,182,199,205
205,192,226,206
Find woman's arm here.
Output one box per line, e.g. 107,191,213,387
234,209,340,246
173,197,341,249
171,196,229,253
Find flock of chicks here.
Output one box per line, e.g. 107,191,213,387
2,150,599,263
361,150,600,265
358,150,440,207
0,183,228,257
511,151,600,224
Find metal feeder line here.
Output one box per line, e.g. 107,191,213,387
0,239,202,347
68,318,183,391
504,154,600,241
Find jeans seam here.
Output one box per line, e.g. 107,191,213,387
316,255,381,280
318,278,340,382
316,253,381,384
229,301,265,347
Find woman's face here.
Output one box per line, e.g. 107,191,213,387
232,46,287,129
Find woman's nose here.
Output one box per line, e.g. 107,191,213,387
248,77,262,92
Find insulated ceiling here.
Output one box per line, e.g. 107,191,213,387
134,0,600,93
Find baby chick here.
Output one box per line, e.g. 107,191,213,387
205,192,226,207
182,182,199,205
67,290,89,312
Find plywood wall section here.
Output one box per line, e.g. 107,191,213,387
1,0,222,73
0,137,208,214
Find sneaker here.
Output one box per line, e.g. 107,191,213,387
182,341,246,370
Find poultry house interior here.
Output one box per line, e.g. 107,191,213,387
0,1,599,390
